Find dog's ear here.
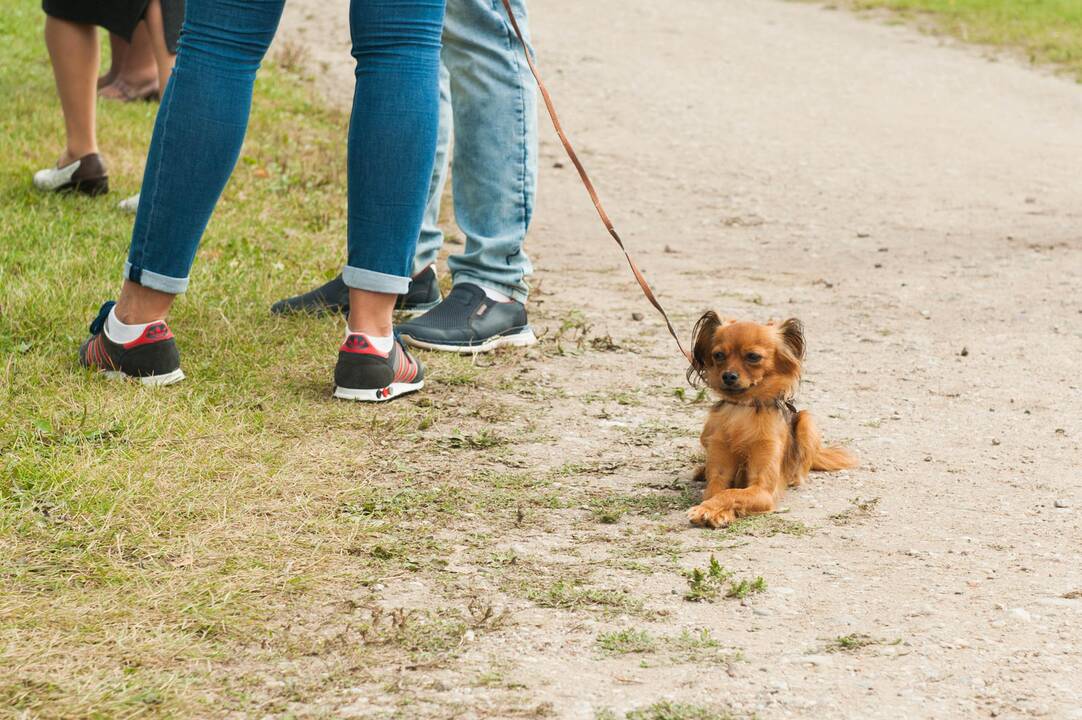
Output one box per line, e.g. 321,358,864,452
779,318,805,359
687,310,721,386
774,318,805,376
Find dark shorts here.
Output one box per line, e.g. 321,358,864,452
42,0,185,53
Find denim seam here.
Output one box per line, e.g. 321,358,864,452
497,0,530,291
136,70,175,282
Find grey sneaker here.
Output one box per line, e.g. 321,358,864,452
397,283,536,354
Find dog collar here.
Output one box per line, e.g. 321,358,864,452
715,396,797,414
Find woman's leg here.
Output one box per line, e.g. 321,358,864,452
141,0,177,96
101,23,160,100
116,0,286,323
44,16,98,165
343,0,446,336
99,33,128,89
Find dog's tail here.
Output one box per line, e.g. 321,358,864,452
811,445,858,471
793,410,858,472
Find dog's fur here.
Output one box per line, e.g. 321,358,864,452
685,313,856,528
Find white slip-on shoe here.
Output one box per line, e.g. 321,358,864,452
118,193,140,213
33,153,109,196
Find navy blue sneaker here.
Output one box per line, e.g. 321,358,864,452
333,333,425,402
397,283,536,354
270,266,441,318
78,301,185,385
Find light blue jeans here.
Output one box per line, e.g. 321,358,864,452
414,0,537,302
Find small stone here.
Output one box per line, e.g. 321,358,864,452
960,347,969,357
753,606,773,617
631,312,644,321
798,654,833,667
1008,607,1032,622
1054,499,1069,508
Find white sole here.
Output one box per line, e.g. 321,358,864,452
334,380,424,402
400,327,537,355
102,368,186,386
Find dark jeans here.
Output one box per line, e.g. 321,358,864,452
125,0,446,295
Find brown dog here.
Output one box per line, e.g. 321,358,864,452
685,313,856,528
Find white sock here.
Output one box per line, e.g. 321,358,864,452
104,307,155,344
480,285,512,303
347,328,394,353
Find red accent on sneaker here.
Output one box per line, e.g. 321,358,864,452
89,334,118,370
123,322,174,349
340,333,389,357
392,342,419,383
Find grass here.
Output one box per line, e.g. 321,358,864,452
830,496,881,524
683,556,767,603
597,628,658,655
0,3,550,715
597,627,743,667
821,632,902,654
624,702,739,720
528,579,645,616
827,0,1082,80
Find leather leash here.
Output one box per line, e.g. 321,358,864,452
500,0,693,364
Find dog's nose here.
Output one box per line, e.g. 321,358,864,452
722,372,739,386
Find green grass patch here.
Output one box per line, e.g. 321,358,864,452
683,556,767,603
624,701,739,720
0,1,533,714
597,628,658,655
528,579,645,615
833,0,1082,80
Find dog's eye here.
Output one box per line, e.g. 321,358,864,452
712,351,726,362
745,352,763,363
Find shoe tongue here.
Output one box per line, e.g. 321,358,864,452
448,283,485,306
89,300,116,335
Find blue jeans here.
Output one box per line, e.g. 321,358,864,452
126,0,445,296
414,0,537,302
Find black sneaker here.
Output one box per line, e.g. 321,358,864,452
397,283,536,354
78,301,185,385
333,333,425,402
270,267,441,318
397,265,441,317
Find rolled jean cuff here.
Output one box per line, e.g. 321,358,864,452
123,262,189,294
342,265,411,295
453,273,529,303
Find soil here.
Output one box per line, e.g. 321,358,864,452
270,0,1082,717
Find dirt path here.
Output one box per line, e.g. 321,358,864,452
271,1,1082,717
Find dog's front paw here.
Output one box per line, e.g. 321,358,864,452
687,503,736,528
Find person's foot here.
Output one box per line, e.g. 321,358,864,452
78,301,185,386
270,274,350,316
397,283,536,354
270,266,442,317
33,153,109,196
333,333,424,402
99,77,160,102
396,265,441,317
